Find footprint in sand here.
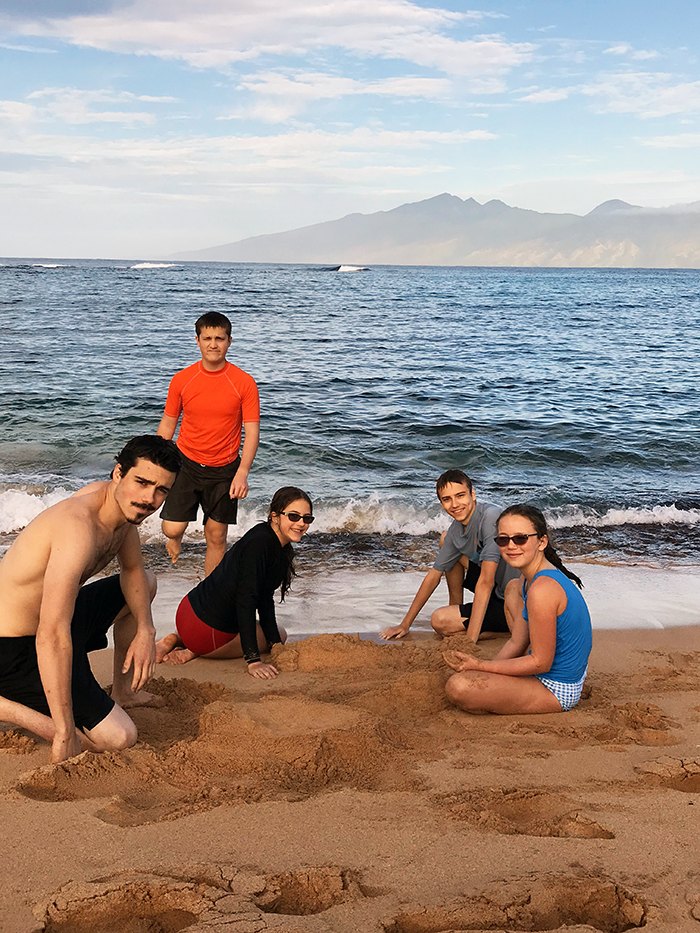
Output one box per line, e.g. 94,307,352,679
34,865,375,932
436,787,615,839
637,756,700,793
35,867,646,933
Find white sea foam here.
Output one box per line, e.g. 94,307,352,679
130,262,178,269
548,503,700,529
2,488,698,540
338,265,368,272
0,488,72,534
31,263,65,268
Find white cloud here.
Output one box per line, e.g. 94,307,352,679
604,43,631,56
518,87,569,103
0,126,496,187
603,42,658,60
229,70,453,121
641,133,700,148
8,1,535,77
582,72,700,118
16,86,178,125
0,101,36,123
0,42,57,53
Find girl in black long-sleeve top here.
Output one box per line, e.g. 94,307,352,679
156,486,313,678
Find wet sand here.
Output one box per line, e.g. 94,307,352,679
2,622,700,932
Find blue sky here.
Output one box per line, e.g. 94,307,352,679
1,0,700,257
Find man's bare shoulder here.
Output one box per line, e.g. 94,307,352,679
12,483,109,548
71,480,109,501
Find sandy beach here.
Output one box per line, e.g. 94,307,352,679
2,612,700,933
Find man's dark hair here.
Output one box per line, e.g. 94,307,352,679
195,312,232,337
436,469,473,496
114,435,182,476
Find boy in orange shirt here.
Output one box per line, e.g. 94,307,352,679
157,312,260,575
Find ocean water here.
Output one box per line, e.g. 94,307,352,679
1,260,699,599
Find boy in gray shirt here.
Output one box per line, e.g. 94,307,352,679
381,470,519,643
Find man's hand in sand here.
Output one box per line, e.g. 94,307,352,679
51,729,83,765
122,626,157,692
443,649,480,673
248,661,279,679
380,624,410,640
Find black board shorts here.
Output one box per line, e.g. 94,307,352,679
458,560,510,634
0,575,125,731
160,453,240,526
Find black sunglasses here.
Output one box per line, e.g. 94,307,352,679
494,533,539,547
280,510,314,525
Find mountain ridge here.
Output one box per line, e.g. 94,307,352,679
170,194,700,268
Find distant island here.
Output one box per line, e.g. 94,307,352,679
170,193,700,268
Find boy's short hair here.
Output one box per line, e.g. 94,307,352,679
195,312,232,337
436,469,473,496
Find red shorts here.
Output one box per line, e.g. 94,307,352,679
176,595,238,656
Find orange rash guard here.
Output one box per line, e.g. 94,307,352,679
164,361,260,467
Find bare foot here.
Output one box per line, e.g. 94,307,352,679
165,537,182,565
161,648,199,665
155,633,179,663
111,688,167,710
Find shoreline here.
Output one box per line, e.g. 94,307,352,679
2,624,700,931
149,562,700,643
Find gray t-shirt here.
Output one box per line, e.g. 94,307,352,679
432,500,520,600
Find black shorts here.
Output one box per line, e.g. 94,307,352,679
459,561,509,634
160,453,240,526
0,575,125,731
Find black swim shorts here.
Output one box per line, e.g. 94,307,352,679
160,453,240,526
458,560,510,634
0,574,126,731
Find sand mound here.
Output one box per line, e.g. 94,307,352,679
272,631,472,673
130,677,232,750
8,632,685,830
184,694,410,792
0,729,35,754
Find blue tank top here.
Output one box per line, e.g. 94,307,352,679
522,568,592,683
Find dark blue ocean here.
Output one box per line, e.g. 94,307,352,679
1,259,699,571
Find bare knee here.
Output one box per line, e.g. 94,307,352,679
111,718,138,750
431,608,450,636
430,606,464,637
86,708,137,752
204,522,227,547
278,626,288,644
445,673,482,712
162,520,187,541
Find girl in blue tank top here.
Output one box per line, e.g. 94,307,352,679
444,505,592,714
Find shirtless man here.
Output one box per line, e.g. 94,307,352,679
0,435,181,764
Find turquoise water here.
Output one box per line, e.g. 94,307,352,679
1,260,698,566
